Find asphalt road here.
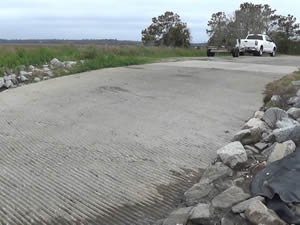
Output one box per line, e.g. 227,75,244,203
0,55,299,225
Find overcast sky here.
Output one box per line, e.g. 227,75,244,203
1,0,299,42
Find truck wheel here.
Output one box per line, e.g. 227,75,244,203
207,49,215,57
270,48,276,57
232,48,240,58
259,47,263,56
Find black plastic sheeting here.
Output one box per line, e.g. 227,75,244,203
252,147,300,224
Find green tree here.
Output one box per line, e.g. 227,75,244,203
206,12,229,46
207,3,277,46
142,11,191,47
275,14,300,39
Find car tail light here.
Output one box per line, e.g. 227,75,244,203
255,41,258,46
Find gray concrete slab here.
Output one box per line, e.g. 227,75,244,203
0,56,299,225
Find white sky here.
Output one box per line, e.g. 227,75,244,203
0,0,299,42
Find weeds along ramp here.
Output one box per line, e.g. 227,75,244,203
0,56,293,224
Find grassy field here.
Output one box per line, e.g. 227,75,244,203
0,45,207,76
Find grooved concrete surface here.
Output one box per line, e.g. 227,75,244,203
0,56,299,225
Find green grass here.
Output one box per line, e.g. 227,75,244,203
0,45,207,76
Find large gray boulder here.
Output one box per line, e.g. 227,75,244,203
272,124,300,144
217,142,247,168
50,58,64,68
243,118,267,131
163,207,193,225
189,203,213,224
267,140,296,164
276,117,298,129
199,162,233,184
245,200,287,225
64,61,77,69
232,128,262,145
262,107,288,129
232,196,265,213
184,182,213,206
287,108,300,120
212,186,250,209
184,162,233,206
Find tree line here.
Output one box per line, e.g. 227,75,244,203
141,2,300,54
206,2,300,54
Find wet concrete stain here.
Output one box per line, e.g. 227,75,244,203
27,168,204,225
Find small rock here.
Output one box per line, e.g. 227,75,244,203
19,75,28,82
184,182,213,206
243,118,267,131
276,117,298,129
43,76,50,80
245,200,287,225
287,108,300,120
262,107,288,129
288,96,300,105
199,162,233,184
261,143,277,158
221,217,234,225
189,203,213,224
4,80,13,88
33,77,41,82
254,111,264,119
297,89,300,97
64,61,77,69
212,186,250,209
244,145,260,154
270,95,281,104
20,71,32,77
0,78,5,88
254,142,269,151
163,207,193,225
28,65,35,71
232,196,265,213
267,140,296,164
232,128,262,145
217,142,247,168
246,149,254,157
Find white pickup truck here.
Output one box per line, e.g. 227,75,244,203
238,34,277,57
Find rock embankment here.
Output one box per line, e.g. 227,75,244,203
0,58,80,91
154,91,300,225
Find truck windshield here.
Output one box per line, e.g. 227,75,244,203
247,35,263,40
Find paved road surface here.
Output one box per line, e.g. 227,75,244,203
0,56,299,225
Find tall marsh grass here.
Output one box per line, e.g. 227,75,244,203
0,45,206,75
